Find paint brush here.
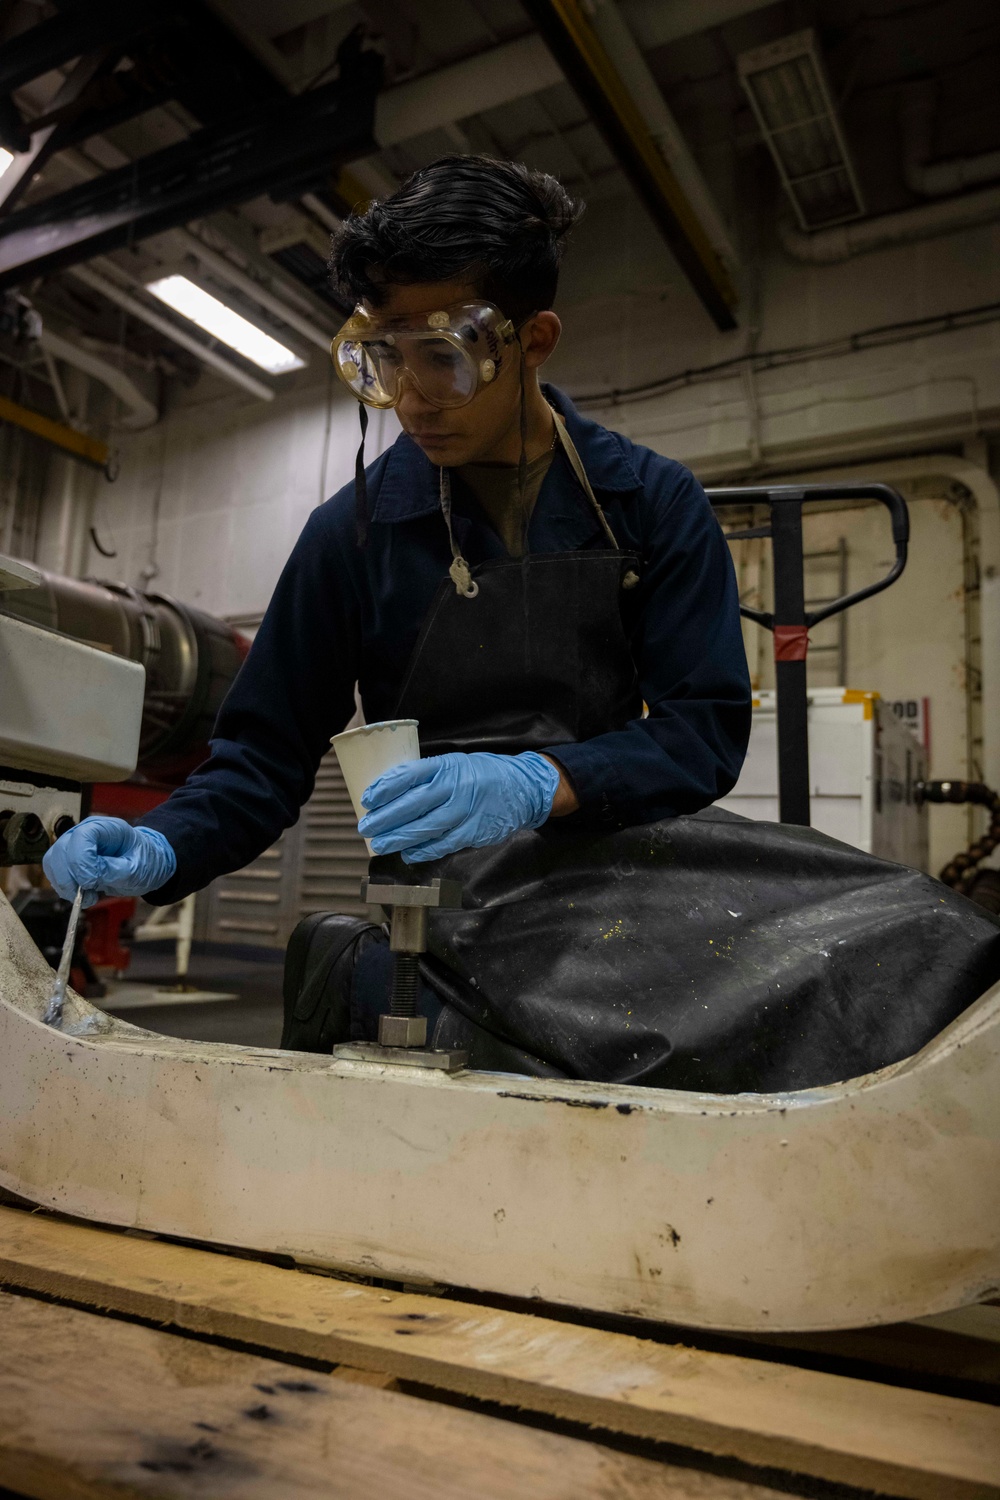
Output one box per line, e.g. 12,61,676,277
43,885,84,1029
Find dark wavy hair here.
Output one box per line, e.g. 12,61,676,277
330,155,584,322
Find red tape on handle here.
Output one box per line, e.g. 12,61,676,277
773,625,810,662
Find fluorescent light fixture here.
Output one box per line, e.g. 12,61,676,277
0,148,14,176
738,29,864,230
145,274,305,374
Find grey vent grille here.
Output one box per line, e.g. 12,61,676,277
297,752,370,923
196,751,368,949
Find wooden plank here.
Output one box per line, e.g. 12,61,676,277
0,1208,996,1500
0,1290,757,1500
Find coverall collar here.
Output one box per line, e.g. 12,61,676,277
371,384,642,525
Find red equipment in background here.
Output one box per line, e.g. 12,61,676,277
84,896,137,976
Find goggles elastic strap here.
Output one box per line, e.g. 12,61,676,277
354,403,370,548
517,344,529,552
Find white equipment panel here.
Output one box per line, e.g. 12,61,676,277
718,688,928,870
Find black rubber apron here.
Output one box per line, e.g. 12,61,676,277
376,423,1000,1091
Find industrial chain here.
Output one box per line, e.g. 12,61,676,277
915,780,1000,891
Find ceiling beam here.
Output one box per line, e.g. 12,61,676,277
204,0,357,89
519,0,738,329
0,0,154,98
0,0,283,177
370,2,776,151
588,0,739,275
0,49,114,214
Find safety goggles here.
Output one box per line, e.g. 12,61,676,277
331,301,518,409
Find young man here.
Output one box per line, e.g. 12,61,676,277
46,156,998,1088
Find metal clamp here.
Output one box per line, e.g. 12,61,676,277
337,876,467,1068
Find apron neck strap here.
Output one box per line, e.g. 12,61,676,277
551,411,620,551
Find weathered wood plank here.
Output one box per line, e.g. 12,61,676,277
0,1290,753,1500
0,1208,996,1500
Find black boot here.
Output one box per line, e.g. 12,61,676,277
281,913,382,1052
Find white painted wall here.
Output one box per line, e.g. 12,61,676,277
547,193,1000,479
34,371,399,621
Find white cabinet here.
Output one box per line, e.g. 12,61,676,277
718,688,928,870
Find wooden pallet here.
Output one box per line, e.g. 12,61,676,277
0,1203,997,1500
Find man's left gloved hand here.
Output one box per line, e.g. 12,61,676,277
359,751,562,863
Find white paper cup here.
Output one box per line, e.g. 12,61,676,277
331,718,420,852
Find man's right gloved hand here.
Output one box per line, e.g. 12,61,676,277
43,817,177,908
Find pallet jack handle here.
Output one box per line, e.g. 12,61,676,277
706,482,910,827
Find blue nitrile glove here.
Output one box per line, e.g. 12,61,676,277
359,751,561,864
43,816,177,908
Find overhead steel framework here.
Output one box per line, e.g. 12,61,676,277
0,80,380,290
0,1,377,291
0,0,284,208
0,0,738,330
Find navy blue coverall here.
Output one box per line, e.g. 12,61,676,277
142,385,752,904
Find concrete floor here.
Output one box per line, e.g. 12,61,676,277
102,942,285,1048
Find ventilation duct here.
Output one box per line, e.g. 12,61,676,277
38,329,159,431
899,83,1000,199
778,181,1000,262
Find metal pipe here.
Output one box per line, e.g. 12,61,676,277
899,84,1000,199
67,270,275,403
40,347,71,422
54,368,88,575
520,0,738,329
299,193,341,234
588,0,739,275
39,328,159,430
778,184,1000,263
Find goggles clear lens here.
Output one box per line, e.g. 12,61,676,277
332,303,515,409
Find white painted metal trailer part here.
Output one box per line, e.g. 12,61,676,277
1,887,997,1334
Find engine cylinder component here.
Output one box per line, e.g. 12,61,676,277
1,570,248,784
0,810,49,864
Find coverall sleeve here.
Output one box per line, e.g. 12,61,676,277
545,462,752,827
139,504,361,903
